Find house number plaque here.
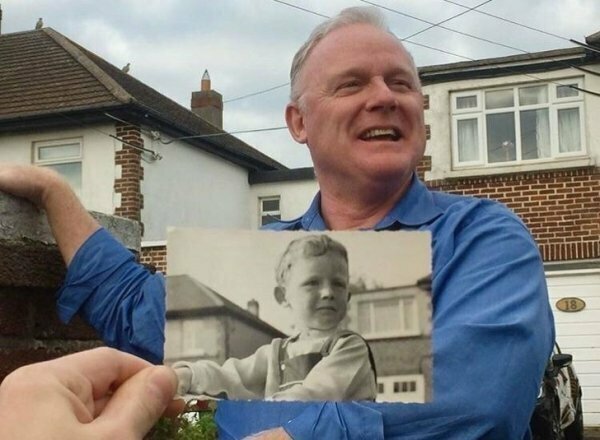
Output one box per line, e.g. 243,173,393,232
556,297,586,313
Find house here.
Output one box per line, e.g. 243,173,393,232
248,31,600,425
346,277,433,403
165,274,286,365
0,27,286,274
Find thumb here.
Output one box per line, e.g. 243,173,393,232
92,366,178,439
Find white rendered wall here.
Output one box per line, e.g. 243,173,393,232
423,65,600,181
248,179,319,229
141,134,251,241
0,124,117,213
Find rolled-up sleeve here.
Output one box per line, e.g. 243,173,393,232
56,228,166,364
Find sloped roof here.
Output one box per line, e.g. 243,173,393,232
166,274,286,338
419,43,599,85
0,28,285,171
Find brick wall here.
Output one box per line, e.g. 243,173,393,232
427,167,600,262
140,244,168,274
114,122,144,227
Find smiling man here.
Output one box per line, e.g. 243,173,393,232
0,6,554,440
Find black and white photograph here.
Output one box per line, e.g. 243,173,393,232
166,229,432,403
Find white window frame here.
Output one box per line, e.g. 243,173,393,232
33,138,83,196
259,196,281,227
355,292,420,339
377,374,425,403
451,78,586,169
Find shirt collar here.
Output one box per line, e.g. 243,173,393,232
300,174,443,230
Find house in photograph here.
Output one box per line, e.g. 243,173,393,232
346,276,433,403
165,274,285,364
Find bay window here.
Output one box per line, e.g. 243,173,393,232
451,79,585,168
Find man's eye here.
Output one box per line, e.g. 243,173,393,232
337,81,360,92
389,80,411,91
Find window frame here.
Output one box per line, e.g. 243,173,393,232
259,195,281,227
450,78,586,169
354,291,420,339
32,138,83,196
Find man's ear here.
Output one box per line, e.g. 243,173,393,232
274,286,288,306
285,102,308,144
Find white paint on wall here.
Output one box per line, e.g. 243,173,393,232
546,270,600,426
423,65,600,181
249,179,318,229
140,133,252,241
0,124,117,213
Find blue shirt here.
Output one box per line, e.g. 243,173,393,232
57,176,554,439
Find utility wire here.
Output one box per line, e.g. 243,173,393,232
570,39,600,55
224,82,290,103
359,0,527,54
57,112,163,160
105,111,289,144
442,0,572,43
270,0,329,18
398,0,494,41
156,126,288,144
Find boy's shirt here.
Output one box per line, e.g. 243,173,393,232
171,330,377,401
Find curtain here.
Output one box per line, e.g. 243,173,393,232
457,118,479,162
558,108,581,153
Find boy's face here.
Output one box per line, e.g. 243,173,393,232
282,252,350,332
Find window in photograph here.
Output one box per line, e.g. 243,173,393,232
377,374,425,403
33,138,83,196
357,295,419,338
451,79,585,168
259,196,281,226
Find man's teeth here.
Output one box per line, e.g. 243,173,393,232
362,128,399,140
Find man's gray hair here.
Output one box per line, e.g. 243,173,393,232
289,6,420,103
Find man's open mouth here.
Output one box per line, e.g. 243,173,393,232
359,128,400,141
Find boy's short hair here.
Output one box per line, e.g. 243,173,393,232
276,235,348,287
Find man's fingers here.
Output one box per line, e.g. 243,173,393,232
93,366,178,438
49,347,152,400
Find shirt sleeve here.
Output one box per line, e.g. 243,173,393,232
270,334,376,402
56,228,166,364
172,344,272,400
216,203,554,440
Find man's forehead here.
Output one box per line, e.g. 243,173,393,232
301,23,413,78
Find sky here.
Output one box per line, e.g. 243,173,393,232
1,0,598,168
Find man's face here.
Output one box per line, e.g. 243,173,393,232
282,253,349,332
286,24,426,187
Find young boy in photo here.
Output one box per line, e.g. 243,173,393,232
173,234,377,401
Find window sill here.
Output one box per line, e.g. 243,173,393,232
441,156,594,179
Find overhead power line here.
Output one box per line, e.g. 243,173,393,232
359,0,527,54
224,82,290,103
398,0,494,41
270,0,329,18
442,0,572,43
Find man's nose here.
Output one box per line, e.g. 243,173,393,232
365,78,397,112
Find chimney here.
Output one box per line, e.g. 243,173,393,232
0,4,3,35
247,299,259,318
191,69,223,129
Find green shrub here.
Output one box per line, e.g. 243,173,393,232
146,401,218,440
